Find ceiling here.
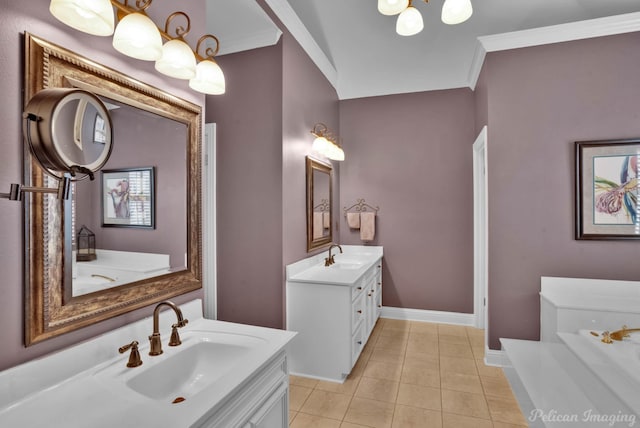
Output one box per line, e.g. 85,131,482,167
206,0,640,100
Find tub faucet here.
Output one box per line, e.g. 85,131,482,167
325,244,343,266
148,301,189,356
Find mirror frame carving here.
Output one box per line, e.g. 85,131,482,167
306,156,333,252
24,33,202,345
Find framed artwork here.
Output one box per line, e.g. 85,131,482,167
93,114,107,144
101,167,155,228
575,139,639,240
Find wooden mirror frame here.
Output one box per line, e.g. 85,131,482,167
23,33,202,345
306,156,333,252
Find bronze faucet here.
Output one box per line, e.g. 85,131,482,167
324,244,343,266
149,301,189,356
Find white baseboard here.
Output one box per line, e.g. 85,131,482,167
485,348,508,367
380,306,475,327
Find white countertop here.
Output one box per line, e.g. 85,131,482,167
0,300,296,428
287,245,383,285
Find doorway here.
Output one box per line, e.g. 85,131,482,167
473,126,488,332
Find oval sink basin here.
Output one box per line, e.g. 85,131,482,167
97,330,267,402
329,262,364,270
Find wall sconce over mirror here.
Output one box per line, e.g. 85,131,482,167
311,123,345,161
49,0,226,94
1,88,113,202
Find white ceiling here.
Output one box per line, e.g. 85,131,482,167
207,0,640,100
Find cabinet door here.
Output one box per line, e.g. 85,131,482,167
243,382,288,428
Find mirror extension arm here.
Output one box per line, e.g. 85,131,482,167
1,176,71,201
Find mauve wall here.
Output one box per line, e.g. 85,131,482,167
339,89,476,313
483,32,640,349
281,29,340,266
207,43,284,329
208,16,339,328
0,0,205,371
76,108,187,268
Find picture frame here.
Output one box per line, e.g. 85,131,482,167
101,167,155,229
93,114,107,144
575,139,639,240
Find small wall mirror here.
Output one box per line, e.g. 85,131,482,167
24,88,113,177
306,156,333,252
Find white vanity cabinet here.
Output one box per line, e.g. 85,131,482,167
198,352,289,428
286,246,383,382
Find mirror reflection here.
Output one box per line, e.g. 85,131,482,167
306,156,333,252
71,98,188,297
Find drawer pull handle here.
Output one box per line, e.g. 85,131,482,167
357,287,363,290
378,305,382,308
377,265,381,268
357,310,362,314
368,293,372,297
357,341,362,345
378,282,381,285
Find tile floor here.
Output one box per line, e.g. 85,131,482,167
288,318,528,428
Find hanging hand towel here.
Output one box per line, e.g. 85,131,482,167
323,211,330,229
360,211,376,242
346,212,361,229
313,212,324,239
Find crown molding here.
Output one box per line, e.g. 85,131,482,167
467,42,487,91
468,11,640,90
264,0,338,90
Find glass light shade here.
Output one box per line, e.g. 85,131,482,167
155,39,197,80
328,145,345,161
377,0,409,16
441,0,473,25
112,13,162,61
312,136,331,156
396,6,423,36
49,0,114,36
189,60,226,95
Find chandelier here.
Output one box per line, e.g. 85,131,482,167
378,0,473,36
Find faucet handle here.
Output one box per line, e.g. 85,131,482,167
169,319,189,347
118,341,143,367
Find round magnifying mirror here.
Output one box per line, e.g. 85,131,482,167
23,88,113,179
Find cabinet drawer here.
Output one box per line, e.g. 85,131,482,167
352,292,365,333
351,281,365,301
351,324,365,367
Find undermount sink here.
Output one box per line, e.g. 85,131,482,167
329,262,364,270
97,330,267,402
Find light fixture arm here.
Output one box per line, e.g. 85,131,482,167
163,11,191,41
311,123,329,139
195,35,220,61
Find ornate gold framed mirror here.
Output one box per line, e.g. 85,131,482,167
306,156,333,252
23,33,202,345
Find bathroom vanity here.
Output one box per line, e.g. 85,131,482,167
0,300,296,427
286,245,383,382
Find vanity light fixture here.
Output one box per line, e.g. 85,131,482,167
49,0,225,94
112,8,163,60
189,35,226,95
311,123,345,162
49,0,115,36
154,12,197,80
379,0,473,36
